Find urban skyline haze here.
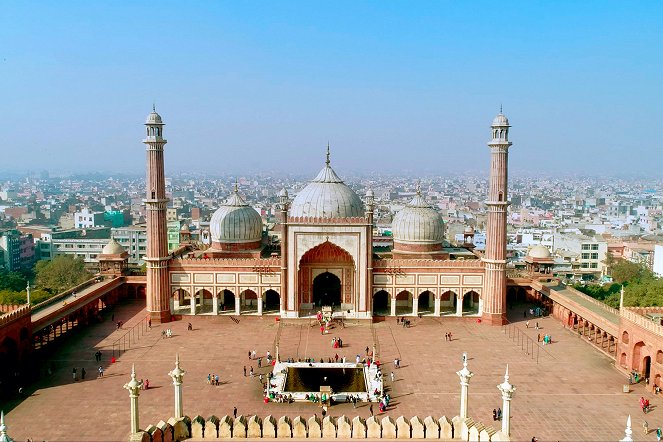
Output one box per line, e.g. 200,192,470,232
1,1,661,176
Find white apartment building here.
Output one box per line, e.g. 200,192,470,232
74,208,105,229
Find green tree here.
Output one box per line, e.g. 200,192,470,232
34,255,92,294
608,259,652,284
0,271,28,292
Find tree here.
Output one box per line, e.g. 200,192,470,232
34,255,92,294
0,271,28,292
608,259,652,284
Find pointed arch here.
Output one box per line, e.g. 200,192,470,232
263,289,280,312
240,289,258,313
372,290,390,315
299,240,355,267
395,290,413,316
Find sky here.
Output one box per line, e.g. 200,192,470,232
0,1,662,177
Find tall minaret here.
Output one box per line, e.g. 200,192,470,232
144,107,171,323
482,109,512,325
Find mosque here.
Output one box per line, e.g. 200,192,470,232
130,109,512,325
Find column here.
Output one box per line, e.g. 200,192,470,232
190,294,196,315
257,297,263,316
456,353,474,419
235,297,241,315
456,294,463,316
621,415,633,442
168,354,186,418
123,364,143,434
390,297,396,316
497,365,516,437
212,296,219,315
434,296,441,316
412,297,418,316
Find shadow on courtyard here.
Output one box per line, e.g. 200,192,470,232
1,299,149,413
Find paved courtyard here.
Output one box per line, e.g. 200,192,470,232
3,301,657,441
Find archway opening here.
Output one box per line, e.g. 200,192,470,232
440,291,455,315
172,288,191,313
620,352,627,368
298,241,355,313
395,290,413,316
462,291,480,315
373,290,390,315
418,291,433,314
312,272,342,308
241,290,258,313
195,289,212,313
643,355,651,379
0,337,18,395
221,289,235,312
264,290,280,312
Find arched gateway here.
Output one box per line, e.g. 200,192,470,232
298,241,355,314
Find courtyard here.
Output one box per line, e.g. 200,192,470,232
3,300,655,441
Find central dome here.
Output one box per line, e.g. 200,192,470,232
210,186,263,244
289,155,365,219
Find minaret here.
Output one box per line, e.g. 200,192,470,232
278,187,289,315
365,189,375,316
143,107,171,323
482,109,512,325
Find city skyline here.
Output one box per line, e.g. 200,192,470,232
1,1,662,175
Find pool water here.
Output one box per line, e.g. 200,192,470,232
284,366,366,393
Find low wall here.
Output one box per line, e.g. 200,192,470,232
130,414,508,441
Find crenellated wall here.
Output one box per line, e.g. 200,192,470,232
130,413,508,441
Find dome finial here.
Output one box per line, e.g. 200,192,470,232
233,179,239,194
500,103,503,114
416,181,421,196
326,142,331,166
153,102,156,112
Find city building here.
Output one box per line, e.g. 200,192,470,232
111,225,147,264
74,208,105,229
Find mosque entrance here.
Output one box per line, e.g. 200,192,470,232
313,272,341,308
298,241,355,313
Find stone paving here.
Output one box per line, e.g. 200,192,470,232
3,301,660,441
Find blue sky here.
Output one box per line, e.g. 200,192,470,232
1,1,662,176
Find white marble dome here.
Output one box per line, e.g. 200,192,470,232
289,160,365,219
392,192,445,244
528,244,551,259
210,187,262,243
102,239,125,255
492,112,509,127
145,111,163,125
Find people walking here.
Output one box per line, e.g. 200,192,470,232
98,366,104,378
243,366,247,377
72,367,77,382
233,407,238,419
81,367,86,380
390,372,395,382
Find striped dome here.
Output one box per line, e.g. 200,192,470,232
289,160,365,219
210,187,262,244
392,191,444,244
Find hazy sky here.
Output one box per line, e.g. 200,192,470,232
1,1,662,177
